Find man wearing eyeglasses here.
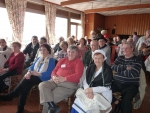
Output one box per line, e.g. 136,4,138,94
111,42,142,113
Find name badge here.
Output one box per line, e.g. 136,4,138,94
61,64,66,68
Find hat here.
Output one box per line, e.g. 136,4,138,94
98,35,107,42
92,50,107,60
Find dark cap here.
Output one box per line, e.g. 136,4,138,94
98,35,107,42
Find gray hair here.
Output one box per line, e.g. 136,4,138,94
121,39,126,43
67,45,78,52
123,42,134,48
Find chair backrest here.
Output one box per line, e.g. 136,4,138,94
78,67,87,88
139,69,147,100
110,45,117,64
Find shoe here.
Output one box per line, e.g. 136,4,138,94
16,108,24,113
112,103,121,113
48,105,61,113
0,94,13,101
2,84,9,92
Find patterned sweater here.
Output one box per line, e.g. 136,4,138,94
111,55,142,86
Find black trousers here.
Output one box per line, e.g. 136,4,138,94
0,69,17,93
7,75,42,109
112,81,139,113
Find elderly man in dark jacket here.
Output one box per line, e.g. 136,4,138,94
23,36,39,69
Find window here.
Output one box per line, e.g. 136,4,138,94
71,24,76,37
23,12,46,46
55,17,68,41
0,7,12,45
70,19,82,40
71,19,81,24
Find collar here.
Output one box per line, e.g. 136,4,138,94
99,44,107,49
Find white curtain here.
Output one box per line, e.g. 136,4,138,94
5,0,27,43
44,2,57,45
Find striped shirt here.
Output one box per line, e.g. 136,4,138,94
111,55,142,86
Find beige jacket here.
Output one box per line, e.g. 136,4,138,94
133,69,147,109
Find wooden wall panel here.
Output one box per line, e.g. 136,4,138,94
85,13,105,39
85,13,95,38
94,13,105,33
105,13,150,38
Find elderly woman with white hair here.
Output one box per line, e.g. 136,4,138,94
71,50,113,113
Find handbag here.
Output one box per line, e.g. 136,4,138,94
144,55,150,72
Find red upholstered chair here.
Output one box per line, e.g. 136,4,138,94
110,45,118,64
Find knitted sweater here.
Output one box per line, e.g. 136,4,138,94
111,55,142,86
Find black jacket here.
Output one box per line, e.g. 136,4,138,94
53,43,62,53
23,42,39,62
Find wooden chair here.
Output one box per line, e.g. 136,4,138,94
5,74,23,93
67,93,75,113
38,91,75,112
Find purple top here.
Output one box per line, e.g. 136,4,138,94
133,35,139,46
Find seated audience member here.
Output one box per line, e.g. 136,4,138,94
23,36,39,69
0,44,55,113
56,41,68,60
38,45,84,113
83,40,98,67
84,36,91,45
106,38,112,46
72,35,78,45
111,42,142,113
111,37,118,45
133,32,139,46
67,37,75,46
98,36,111,65
35,37,52,59
71,50,113,113
0,39,12,69
90,30,100,40
53,36,64,53
127,37,138,56
0,42,25,93
116,36,121,45
22,37,51,76
77,38,88,59
136,30,150,56
117,39,126,56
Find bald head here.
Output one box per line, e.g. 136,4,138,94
90,40,98,52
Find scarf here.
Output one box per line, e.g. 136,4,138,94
34,54,52,73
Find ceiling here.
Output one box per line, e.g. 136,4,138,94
44,0,150,16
